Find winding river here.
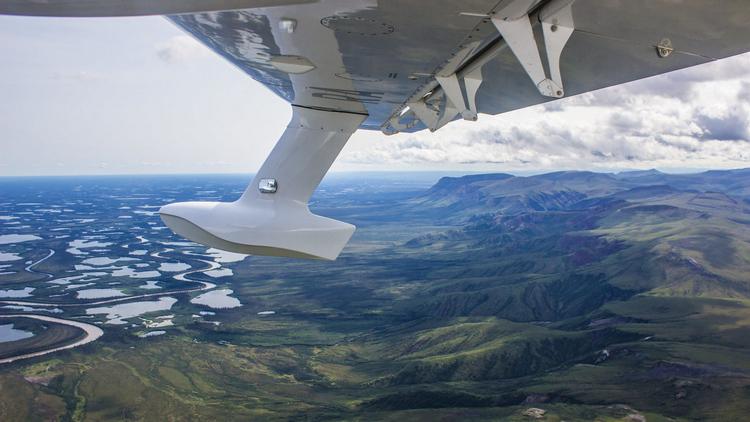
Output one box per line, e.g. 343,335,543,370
0,254,222,363
0,314,103,364
0,259,218,308
24,249,55,278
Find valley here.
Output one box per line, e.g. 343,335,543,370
0,170,749,421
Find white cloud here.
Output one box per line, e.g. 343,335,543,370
4,15,750,176
156,35,210,63
341,52,750,172
50,70,103,82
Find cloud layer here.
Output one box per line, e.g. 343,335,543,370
156,35,211,63
343,52,750,171
3,16,750,175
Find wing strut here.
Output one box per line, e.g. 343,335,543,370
160,106,367,260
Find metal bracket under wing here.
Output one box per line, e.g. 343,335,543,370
492,0,575,98
541,0,575,92
401,53,487,131
435,74,467,118
407,100,440,131
382,0,570,134
435,73,480,122
463,66,484,121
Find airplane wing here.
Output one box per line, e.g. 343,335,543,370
5,0,750,259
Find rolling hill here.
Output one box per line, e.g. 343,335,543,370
1,169,750,421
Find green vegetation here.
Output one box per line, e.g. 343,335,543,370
1,170,750,420
0,318,86,360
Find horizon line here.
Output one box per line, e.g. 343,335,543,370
1,167,749,180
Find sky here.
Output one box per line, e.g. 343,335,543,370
2,15,750,176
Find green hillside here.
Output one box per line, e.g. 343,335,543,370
1,170,750,421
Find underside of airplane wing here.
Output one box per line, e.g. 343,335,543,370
6,0,750,259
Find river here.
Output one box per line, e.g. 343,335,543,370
0,314,103,364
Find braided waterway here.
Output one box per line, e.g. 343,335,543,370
0,258,221,363
0,259,218,308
